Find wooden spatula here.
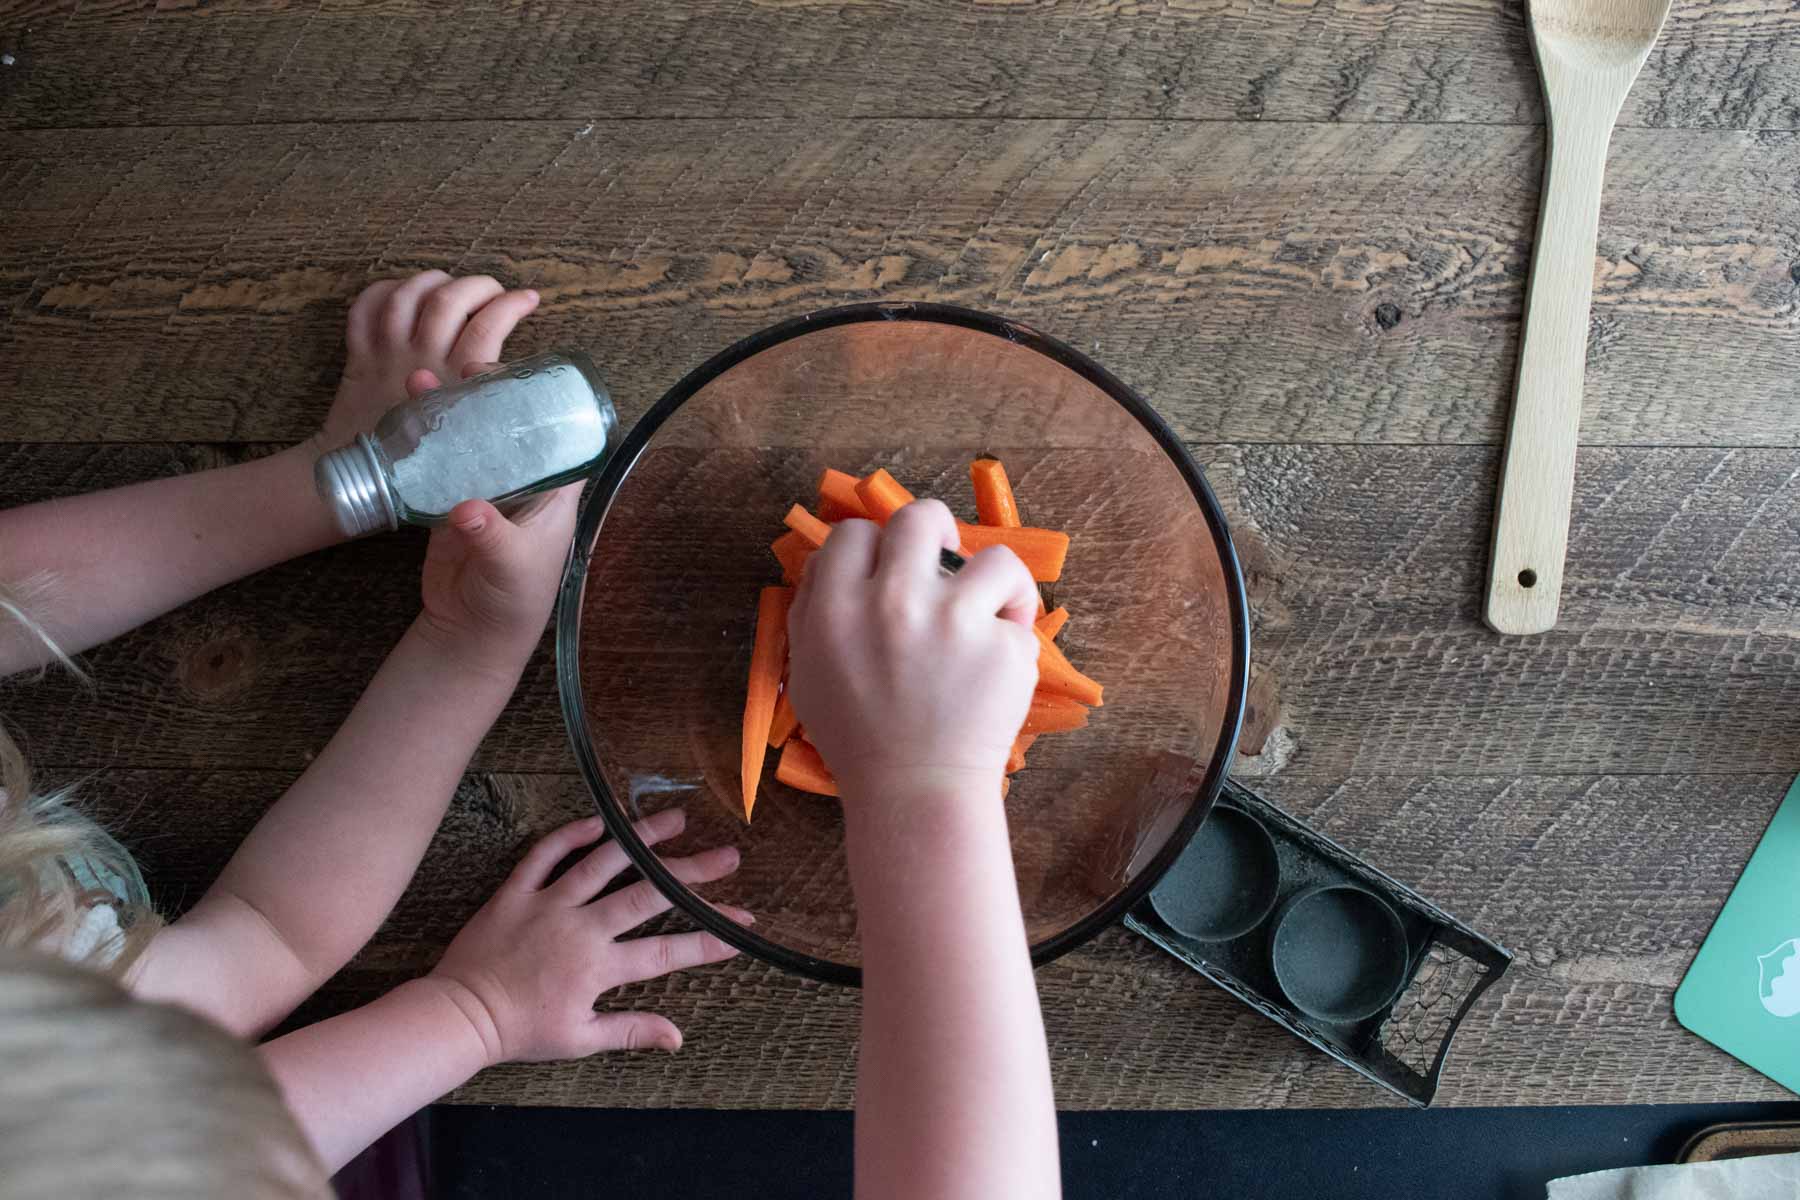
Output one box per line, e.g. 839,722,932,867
1484,0,1671,635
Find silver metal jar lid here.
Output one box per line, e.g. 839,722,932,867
314,434,399,539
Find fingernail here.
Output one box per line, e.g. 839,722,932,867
720,847,741,868
525,289,540,304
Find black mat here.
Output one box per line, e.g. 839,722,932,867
425,1100,1800,1199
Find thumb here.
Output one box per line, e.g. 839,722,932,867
446,499,515,560
586,1011,683,1054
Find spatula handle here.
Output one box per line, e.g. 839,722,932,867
1485,105,1617,635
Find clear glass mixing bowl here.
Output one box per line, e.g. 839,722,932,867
557,303,1249,984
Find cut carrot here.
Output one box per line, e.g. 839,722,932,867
771,529,814,583
776,738,839,797
817,469,871,522
854,469,916,524
1036,606,1070,640
971,458,1022,528
1023,693,1089,735
767,691,799,749
1006,733,1037,774
783,503,832,549
956,523,1069,582
742,587,793,820
1034,626,1104,707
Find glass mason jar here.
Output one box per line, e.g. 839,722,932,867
314,349,617,538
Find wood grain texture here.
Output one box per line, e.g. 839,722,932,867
67,766,1795,1108
4,121,1799,447
2,0,1798,131
3,442,1794,779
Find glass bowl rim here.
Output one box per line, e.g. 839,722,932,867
555,300,1252,986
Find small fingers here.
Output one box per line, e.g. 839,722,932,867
875,500,960,593
590,844,741,936
414,275,505,355
451,288,540,367
800,517,879,602
504,815,606,893
380,269,453,346
345,279,402,357
585,1011,682,1054
404,368,442,400
546,807,687,905
611,930,741,986
951,545,1039,628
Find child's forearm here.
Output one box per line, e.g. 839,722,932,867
134,614,533,1035
217,616,529,995
844,787,1062,1200
0,441,340,673
260,976,493,1173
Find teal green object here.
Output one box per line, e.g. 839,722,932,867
1675,774,1800,1095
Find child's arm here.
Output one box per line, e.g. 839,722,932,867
0,271,538,674
260,814,746,1172
787,501,1062,1200
130,448,579,1038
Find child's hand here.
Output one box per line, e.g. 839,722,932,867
426,812,747,1064
786,500,1040,798
411,352,579,672
314,271,540,453
415,479,580,676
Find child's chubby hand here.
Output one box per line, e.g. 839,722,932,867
786,499,1041,801
415,468,579,677
311,271,541,455
424,811,748,1064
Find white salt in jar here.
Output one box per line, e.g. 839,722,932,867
314,349,616,538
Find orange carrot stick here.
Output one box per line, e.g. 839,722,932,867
771,529,814,583
817,469,871,522
971,457,1022,528
1022,693,1089,735
776,738,839,797
783,503,832,549
767,690,799,749
1006,733,1037,774
742,587,793,820
1033,626,1103,707
854,469,916,524
1036,606,1070,640
956,523,1069,581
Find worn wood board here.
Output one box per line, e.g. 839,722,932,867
3,122,1798,446
2,1,1798,130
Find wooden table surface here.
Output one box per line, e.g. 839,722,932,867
2,1,1797,1110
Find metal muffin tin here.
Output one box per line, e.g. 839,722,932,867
1127,779,1512,1107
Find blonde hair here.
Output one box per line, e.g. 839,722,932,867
0,584,329,1196
0,948,332,1200
0,576,161,973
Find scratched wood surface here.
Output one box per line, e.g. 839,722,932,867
4,121,1799,447
2,1,1798,130
2,0,1798,1110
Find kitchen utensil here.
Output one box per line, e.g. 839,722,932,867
1130,780,1513,1106
1485,0,1672,635
557,303,1250,984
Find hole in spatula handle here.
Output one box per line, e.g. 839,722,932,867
1517,568,1538,589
